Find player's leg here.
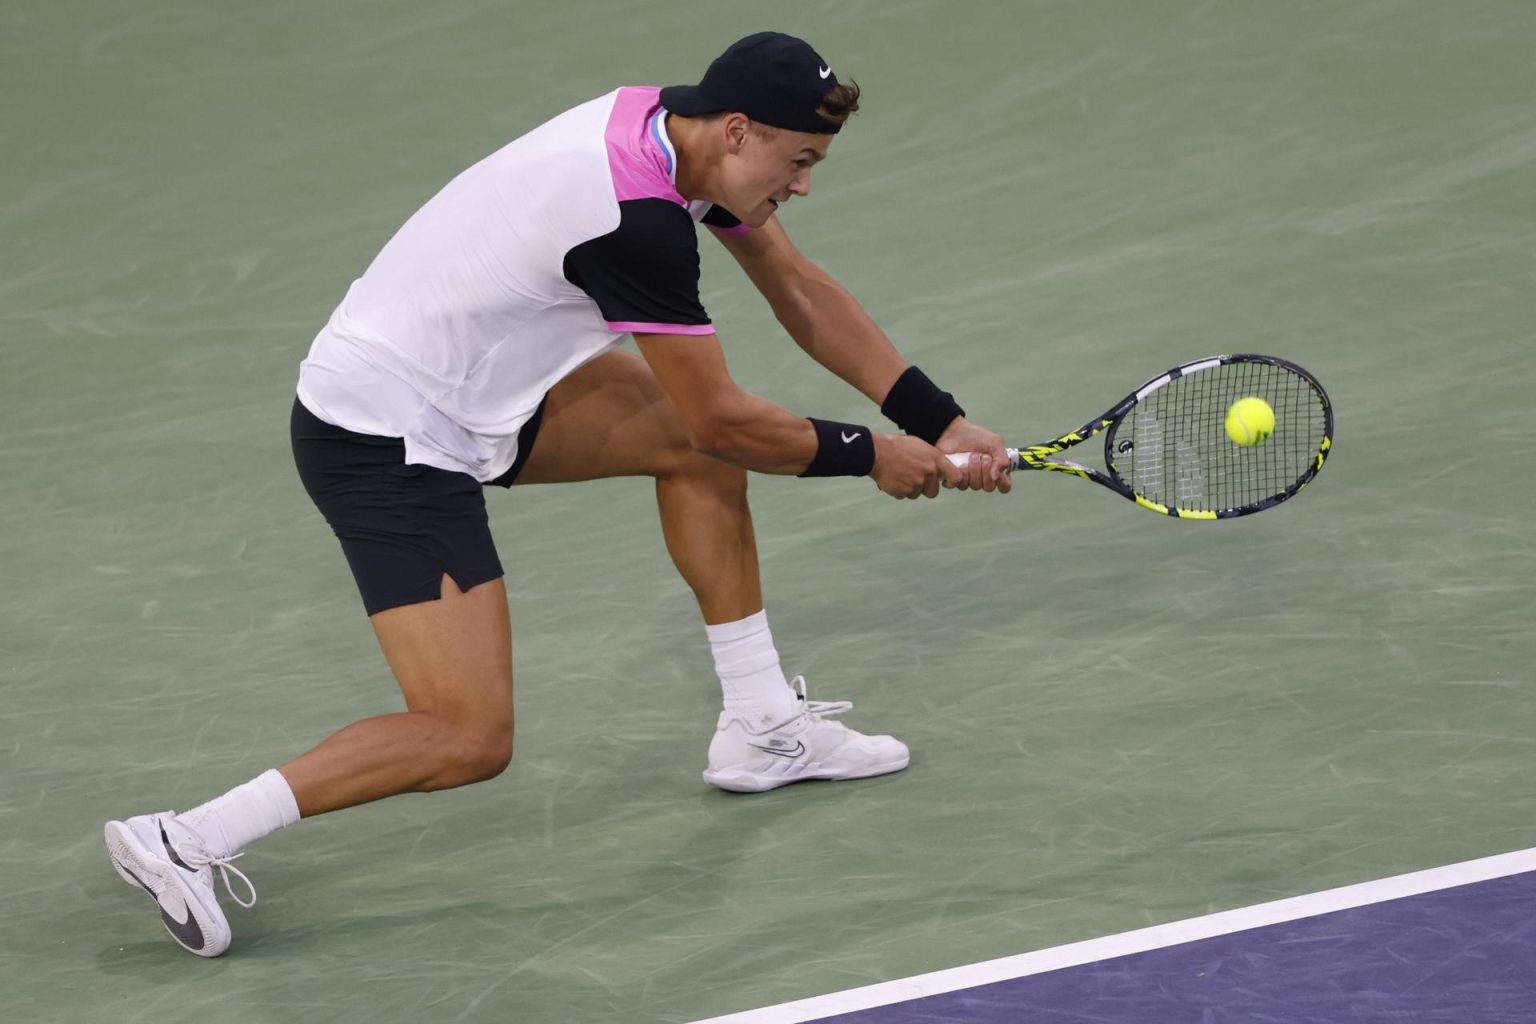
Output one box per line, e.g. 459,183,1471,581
106,403,519,956
276,573,515,815
102,575,514,957
272,403,520,813
512,348,762,625
508,349,908,792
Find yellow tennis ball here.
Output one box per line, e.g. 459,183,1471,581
1225,396,1275,447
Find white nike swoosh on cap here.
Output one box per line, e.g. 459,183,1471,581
819,65,832,79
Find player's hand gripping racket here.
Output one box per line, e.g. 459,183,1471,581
948,354,1333,519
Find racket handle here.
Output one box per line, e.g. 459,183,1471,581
945,449,1022,470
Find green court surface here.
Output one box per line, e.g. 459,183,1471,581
4,1,1534,1020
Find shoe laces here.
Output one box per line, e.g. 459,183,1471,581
790,675,852,719
173,841,259,909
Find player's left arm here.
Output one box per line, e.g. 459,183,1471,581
715,216,1010,491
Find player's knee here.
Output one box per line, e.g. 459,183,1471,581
431,718,513,788
442,739,512,787
461,732,514,783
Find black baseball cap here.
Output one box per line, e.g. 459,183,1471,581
660,32,845,135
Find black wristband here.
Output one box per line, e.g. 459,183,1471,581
880,366,965,445
799,418,876,477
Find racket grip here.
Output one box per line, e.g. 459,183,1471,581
945,449,1022,470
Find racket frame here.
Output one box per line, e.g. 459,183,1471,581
1002,353,1333,519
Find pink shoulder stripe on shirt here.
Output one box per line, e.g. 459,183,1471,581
605,87,684,204
607,321,716,336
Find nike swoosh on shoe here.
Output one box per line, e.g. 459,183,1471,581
748,741,807,758
153,820,209,951
113,837,209,952
159,892,207,952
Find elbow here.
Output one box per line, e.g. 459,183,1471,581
684,400,757,463
677,386,760,464
686,417,742,462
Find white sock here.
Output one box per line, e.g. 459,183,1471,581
706,609,800,730
177,768,301,859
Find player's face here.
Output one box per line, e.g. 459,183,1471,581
722,121,833,227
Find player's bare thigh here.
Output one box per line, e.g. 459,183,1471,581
514,348,693,484
370,574,513,720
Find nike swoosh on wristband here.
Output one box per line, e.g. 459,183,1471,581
749,741,807,758
841,431,862,443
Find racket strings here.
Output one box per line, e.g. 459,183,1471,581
1121,362,1326,513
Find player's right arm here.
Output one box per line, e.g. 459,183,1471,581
562,199,956,497
633,330,958,499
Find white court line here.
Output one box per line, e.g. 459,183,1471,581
687,846,1536,1024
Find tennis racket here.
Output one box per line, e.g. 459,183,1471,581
948,354,1333,519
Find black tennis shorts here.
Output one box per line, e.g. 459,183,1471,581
291,397,545,616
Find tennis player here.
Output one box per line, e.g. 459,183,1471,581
105,31,1011,957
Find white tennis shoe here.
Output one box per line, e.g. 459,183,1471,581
703,676,910,793
104,812,256,957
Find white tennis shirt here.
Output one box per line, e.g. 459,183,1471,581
296,87,747,481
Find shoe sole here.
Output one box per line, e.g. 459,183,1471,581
703,752,910,794
104,820,230,957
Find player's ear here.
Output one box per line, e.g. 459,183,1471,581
723,113,750,154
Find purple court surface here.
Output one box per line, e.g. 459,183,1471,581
695,850,1536,1024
